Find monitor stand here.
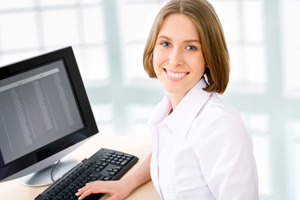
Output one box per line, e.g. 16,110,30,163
18,156,78,186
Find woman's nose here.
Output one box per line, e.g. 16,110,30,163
168,48,183,67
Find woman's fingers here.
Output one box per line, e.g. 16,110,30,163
78,188,92,200
75,184,90,196
76,181,112,200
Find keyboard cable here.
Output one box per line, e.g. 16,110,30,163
50,160,61,182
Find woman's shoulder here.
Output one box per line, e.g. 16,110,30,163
203,93,244,125
192,93,250,144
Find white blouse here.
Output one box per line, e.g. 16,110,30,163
148,78,258,200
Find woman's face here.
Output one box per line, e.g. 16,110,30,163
153,14,206,99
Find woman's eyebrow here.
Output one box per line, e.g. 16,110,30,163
184,39,200,43
157,35,200,43
157,35,172,41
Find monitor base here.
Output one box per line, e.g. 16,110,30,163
19,156,78,187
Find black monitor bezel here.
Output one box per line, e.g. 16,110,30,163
0,47,98,181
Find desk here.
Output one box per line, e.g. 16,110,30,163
0,134,161,200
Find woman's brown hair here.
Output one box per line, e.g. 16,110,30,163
143,0,230,94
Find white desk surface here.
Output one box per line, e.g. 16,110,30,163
0,134,161,200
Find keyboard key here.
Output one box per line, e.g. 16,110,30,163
120,160,129,167
109,172,116,176
103,176,112,181
97,175,105,180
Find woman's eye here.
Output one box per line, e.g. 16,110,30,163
186,45,197,50
161,41,171,47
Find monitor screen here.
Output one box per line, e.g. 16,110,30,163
0,59,84,164
0,47,98,183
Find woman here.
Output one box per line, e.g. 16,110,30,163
76,0,259,199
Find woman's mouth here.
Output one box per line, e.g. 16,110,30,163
164,68,189,80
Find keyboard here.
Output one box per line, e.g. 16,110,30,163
35,148,139,200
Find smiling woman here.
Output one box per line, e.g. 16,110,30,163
75,1,259,200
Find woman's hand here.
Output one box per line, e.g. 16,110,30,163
76,153,152,200
75,179,132,200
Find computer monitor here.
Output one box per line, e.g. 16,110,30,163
0,47,98,186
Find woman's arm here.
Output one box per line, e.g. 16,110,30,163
76,152,152,200
198,115,258,200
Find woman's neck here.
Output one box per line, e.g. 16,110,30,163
169,91,189,110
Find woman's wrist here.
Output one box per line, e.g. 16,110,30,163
122,174,139,192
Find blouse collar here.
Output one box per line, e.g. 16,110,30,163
148,78,212,139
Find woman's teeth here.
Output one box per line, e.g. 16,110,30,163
166,70,187,78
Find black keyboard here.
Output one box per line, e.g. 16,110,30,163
35,148,139,200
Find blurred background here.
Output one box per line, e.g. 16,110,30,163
0,0,299,199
